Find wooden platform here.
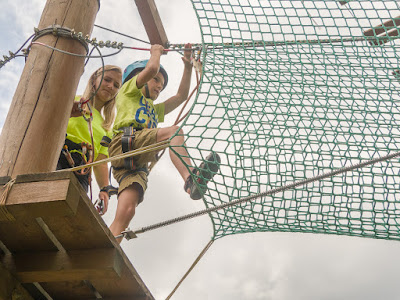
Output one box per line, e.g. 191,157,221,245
0,171,154,300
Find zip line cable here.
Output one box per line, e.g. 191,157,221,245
30,41,123,59
94,24,150,45
3,23,387,72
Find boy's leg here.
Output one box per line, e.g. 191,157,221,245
157,125,192,181
109,183,141,244
156,125,221,200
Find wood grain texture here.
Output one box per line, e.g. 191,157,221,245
2,248,123,283
0,0,98,177
134,0,169,47
0,263,34,300
0,172,155,299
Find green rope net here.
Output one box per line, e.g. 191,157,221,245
176,0,400,240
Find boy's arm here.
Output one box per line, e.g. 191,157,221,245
164,44,193,115
136,44,164,89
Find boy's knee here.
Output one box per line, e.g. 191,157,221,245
158,126,184,142
124,205,136,219
169,125,184,137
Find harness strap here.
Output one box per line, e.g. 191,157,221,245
100,185,118,197
100,135,112,147
61,139,92,176
120,126,146,172
144,83,150,99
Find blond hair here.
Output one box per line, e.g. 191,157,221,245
82,65,122,131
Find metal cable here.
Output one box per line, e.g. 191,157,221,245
94,24,150,45
32,26,89,53
121,150,400,238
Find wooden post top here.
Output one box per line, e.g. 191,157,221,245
134,0,169,47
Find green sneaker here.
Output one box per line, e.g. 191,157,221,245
184,152,221,200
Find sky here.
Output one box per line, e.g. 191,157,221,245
2,1,400,300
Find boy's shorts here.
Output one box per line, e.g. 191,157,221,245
109,128,159,203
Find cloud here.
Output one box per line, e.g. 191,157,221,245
2,1,400,300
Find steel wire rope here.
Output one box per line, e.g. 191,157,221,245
0,33,35,69
94,24,150,45
169,36,386,52
117,150,400,239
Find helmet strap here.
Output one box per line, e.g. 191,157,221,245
144,83,150,98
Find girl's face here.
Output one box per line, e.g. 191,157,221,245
94,70,122,103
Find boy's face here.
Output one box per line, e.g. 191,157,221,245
143,72,165,100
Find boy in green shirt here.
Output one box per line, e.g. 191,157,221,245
108,44,220,242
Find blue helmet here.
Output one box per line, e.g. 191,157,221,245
122,59,168,90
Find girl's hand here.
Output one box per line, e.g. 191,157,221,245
70,101,82,117
70,99,89,117
97,191,109,215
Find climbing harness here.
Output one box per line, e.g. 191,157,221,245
79,99,96,170
121,127,143,171
61,140,94,176
111,127,150,186
100,135,112,147
57,140,170,173
79,98,96,200
59,97,96,199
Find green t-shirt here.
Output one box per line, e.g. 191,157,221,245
66,96,111,160
113,75,165,133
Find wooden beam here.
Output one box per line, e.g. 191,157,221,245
2,248,123,283
393,69,400,82
0,0,99,177
0,172,80,222
0,262,34,300
364,16,400,45
0,171,155,299
134,0,169,47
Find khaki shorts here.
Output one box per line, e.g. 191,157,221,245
109,128,159,203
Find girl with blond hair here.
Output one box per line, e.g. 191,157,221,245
57,65,122,214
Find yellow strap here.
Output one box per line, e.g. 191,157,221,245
55,140,170,173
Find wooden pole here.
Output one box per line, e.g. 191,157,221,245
134,0,169,47
0,0,99,178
